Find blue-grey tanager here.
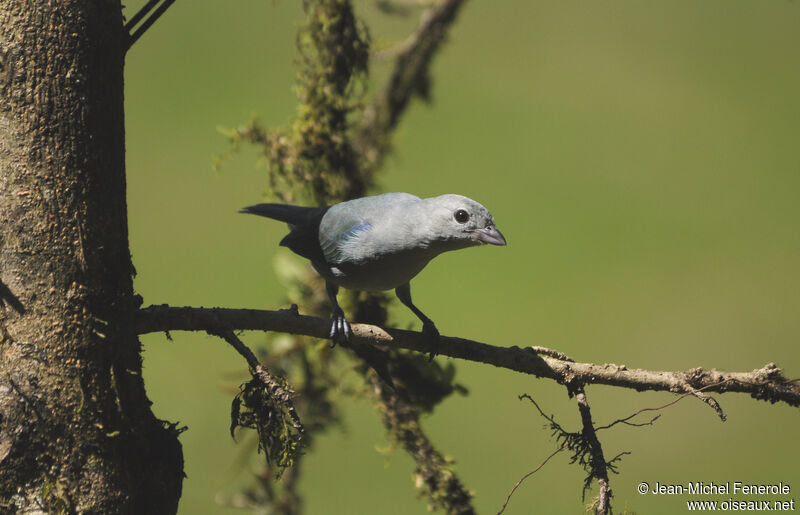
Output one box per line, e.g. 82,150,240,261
241,192,506,350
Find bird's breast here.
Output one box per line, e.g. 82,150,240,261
313,249,435,292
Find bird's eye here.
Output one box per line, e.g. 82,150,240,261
454,209,469,223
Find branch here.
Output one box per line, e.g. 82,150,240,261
507,379,737,512
361,361,475,513
207,327,304,437
594,380,728,431
135,305,800,409
125,0,177,51
509,392,627,515
569,384,611,515
204,325,304,472
355,0,467,170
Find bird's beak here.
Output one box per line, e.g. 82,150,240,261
476,225,506,246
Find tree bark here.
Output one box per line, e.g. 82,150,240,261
0,1,183,512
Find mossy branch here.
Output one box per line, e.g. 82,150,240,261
360,359,475,514
355,0,467,173
206,327,304,474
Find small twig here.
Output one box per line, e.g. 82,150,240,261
517,390,620,513
207,327,260,371
126,0,177,51
207,328,304,435
518,393,570,435
683,383,727,421
497,445,565,515
595,380,730,432
600,412,662,430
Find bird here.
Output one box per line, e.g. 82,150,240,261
241,192,506,355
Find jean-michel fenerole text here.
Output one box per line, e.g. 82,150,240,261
650,482,791,496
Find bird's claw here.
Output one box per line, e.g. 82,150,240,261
422,320,440,361
329,311,352,347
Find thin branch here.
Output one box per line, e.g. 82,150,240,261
595,380,729,431
126,0,177,51
513,391,624,514
135,305,800,409
517,393,570,436
682,383,727,421
207,327,304,436
497,445,565,515
597,413,661,430
355,0,467,170
208,327,261,371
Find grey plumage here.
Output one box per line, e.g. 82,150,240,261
241,192,506,353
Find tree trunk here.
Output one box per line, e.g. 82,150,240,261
0,1,183,512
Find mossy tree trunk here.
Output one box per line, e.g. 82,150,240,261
0,1,183,512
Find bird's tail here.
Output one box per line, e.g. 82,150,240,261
239,203,320,225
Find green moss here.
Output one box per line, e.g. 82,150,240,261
221,0,372,206
230,376,301,474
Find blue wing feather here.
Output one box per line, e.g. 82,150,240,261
318,193,421,265
321,221,372,264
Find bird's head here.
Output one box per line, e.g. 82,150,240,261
425,194,506,249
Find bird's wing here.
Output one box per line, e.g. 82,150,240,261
320,219,372,265
318,193,422,265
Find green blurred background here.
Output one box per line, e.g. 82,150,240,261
124,1,799,513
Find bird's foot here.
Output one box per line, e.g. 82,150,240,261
329,310,352,347
422,320,440,361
